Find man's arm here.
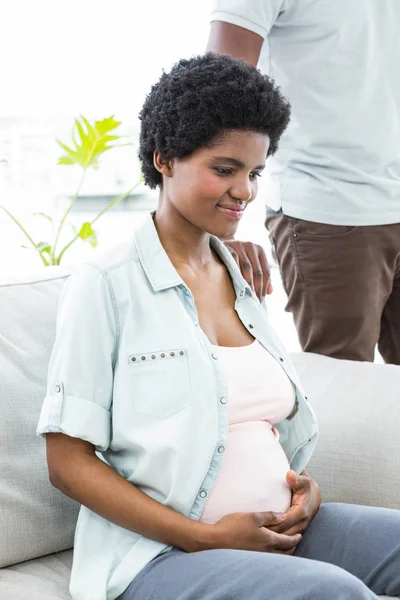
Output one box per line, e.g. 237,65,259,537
206,21,264,67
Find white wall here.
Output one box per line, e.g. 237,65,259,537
1,0,213,119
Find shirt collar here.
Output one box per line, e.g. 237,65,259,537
133,212,253,299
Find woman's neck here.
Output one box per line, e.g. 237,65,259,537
153,204,215,271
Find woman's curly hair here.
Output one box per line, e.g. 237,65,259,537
139,53,291,189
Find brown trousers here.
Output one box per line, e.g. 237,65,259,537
266,212,400,364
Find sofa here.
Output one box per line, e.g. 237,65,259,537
0,268,399,600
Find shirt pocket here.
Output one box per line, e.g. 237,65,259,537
128,348,191,419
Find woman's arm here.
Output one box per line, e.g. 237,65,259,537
47,433,301,554
47,432,209,552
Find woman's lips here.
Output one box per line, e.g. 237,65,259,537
216,205,244,220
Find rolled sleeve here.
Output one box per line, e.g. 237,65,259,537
37,264,118,452
210,0,287,38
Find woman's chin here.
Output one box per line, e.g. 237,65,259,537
207,223,238,241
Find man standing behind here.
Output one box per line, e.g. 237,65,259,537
207,0,400,363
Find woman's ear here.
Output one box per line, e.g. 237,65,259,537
153,151,173,179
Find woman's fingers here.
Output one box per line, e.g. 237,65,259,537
267,530,302,552
280,520,309,537
255,511,286,527
286,470,299,489
268,506,307,533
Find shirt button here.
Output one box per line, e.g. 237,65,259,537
249,324,254,329
220,397,227,405
211,353,218,360
194,322,199,327
218,446,225,453
240,291,244,297
55,384,61,393
199,490,207,498
279,357,284,362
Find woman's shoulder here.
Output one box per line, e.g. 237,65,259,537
65,235,143,303
85,235,141,276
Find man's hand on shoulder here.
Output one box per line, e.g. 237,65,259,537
222,240,272,301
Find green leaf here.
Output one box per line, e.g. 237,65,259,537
56,115,129,170
56,139,84,167
94,115,121,136
58,154,75,166
77,222,98,248
80,116,97,143
36,241,52,255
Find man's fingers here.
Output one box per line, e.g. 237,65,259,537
228,248,240,266
257,247,272,298
223,241,271,301
268,530,302,552
236,253,255,292
239,243,263,299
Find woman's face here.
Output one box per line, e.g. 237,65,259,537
157,129,270,240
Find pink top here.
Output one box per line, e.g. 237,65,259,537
200,339,295,524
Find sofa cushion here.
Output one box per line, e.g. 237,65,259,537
0,549,72,599
291,352,400,510
0,269,78,568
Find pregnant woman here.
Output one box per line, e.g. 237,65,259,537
37,54,400,600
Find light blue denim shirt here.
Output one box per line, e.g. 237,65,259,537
37,212,318,600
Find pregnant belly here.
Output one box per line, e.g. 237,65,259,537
200,422,292,525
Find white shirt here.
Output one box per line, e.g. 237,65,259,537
37,213,318,600
200,340,294,524
211,0,400,226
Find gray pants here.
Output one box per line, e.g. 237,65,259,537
121,503,400,599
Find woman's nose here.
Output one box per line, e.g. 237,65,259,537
229,180,253,203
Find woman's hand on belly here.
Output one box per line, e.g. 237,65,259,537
269,470,321,538
204,511,302,554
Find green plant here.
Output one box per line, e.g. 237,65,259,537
0,115,141,266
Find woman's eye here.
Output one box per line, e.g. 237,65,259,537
215,167,232,176
214,168,262,179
